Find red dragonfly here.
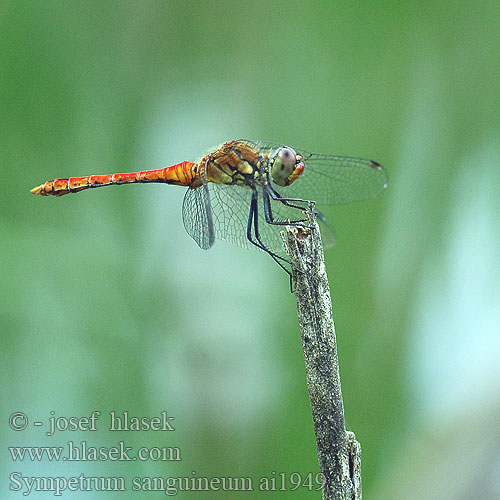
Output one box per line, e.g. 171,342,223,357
31,139,387,275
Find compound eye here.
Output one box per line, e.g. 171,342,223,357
278,146,296,166
271,146,298,186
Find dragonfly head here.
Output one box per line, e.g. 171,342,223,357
270,146,305,187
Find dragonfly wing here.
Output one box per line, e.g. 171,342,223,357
182,182,215,250
315,209,337,248
208,183,264,252
209,184,302,255
276,151,388,206
240,140,388,207
196,182,336,255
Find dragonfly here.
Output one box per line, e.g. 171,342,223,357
31,139,387,277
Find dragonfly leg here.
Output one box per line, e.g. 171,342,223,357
247,193,291,267
267,186,310,211
266,187,321,230
251,195,300,292
250,192,305,288
244,191,296,280
263,189,309,227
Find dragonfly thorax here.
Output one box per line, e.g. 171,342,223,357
270,146,305,187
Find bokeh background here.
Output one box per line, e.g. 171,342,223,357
1,1,499,498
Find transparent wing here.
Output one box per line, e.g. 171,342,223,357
182,182,215,249
315,209,337,249
242,139,388,206
183,181,337,254
207,183,257,251
208,183,336,254
286,151,387,205
210,183,291,255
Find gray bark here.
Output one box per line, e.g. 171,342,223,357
284,207,362,500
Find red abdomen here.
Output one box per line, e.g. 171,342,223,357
30,161,198,196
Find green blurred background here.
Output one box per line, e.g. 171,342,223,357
2,1,500,498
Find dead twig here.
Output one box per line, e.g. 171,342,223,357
284,205,362,500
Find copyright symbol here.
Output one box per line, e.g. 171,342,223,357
9,412,28,431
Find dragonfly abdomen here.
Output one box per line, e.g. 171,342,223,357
30,161,198,196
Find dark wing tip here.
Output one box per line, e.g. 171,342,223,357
370,160,389,191
364,160,388,193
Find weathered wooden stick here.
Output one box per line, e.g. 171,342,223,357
284,206,362,500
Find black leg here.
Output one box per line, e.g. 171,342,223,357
252,196,295,290
245,191,293,276
262,188,308,226
264,186,324,232
267,186,310,210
